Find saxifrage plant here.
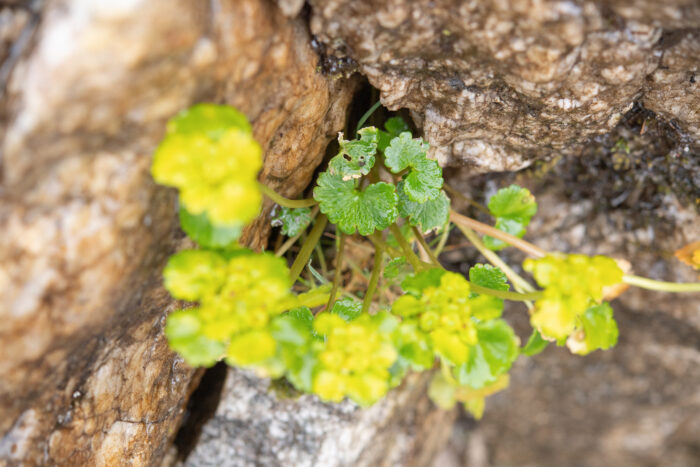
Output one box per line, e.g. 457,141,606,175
151,103,700,418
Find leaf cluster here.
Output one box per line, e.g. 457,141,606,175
150,103,634,418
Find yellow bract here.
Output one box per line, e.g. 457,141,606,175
524,254,623,341
312,313,398,406
151,111,263,226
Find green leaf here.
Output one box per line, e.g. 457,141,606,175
378,117,411,151
328,127,378,180
331,298,362,322
454,319,519,389
483,185,537,251
314,172,398,235
469,264,509,291
393,322,435,369
468,264,509,321
567,302,619,355
272,207,312,237
487,185,538,222
286,307,314,331
397,182,450,233
179,206,242,249
401,268,446,296
385,117,410,136
165,309,225,367
521,329,550,356
384,133,442,203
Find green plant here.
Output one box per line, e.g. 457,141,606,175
152,103,700,417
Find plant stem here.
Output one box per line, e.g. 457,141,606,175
315,242,328,277
389,224,424,271
363,234,386,313
275,206,320,257
453,221,537,294
325,233,346,313
259,183,316,208
433,224,451,257
411,226,441,267
289,214,328,283
356,100,382,134
450,210,546,258
622,275,700,293
443,183,491,216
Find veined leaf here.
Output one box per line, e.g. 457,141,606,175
313,171,398,235
454,319,519,389
328,127,379,180
483,185,537,251
384,132,442,203
397,182,450,233
331,298,362,322
271,207,312,237
468,264,509,321
566,302,619,355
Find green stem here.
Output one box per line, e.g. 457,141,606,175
468,282,542,302
622,275,700,293
363,234,386,314
325,233,346,313
259,183,316,208
289,214,328,283
411,226,441,267
433,224,451,257
389,224,424,271
356,100,382,134
453,222,537,295
315,242,328,277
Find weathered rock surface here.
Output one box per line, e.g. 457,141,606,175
0,0,356,464
184,370,454,467
310,0,700,172
441,111,700,466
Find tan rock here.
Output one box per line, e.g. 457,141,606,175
0,0,356,464
310,0,700,172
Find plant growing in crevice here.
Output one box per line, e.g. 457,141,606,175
151,103,700,418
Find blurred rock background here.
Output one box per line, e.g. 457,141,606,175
0,0,698,465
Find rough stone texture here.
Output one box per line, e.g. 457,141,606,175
643,31,700,139
184,370,455,467
441,110,700,466
310,0,700,172
0,0,356,464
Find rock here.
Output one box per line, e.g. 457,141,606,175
309,0,700,171
183,370,455,467
442,109,700,466
0,0,356,464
